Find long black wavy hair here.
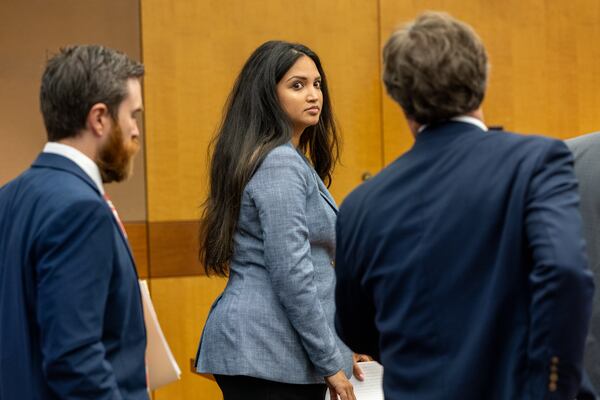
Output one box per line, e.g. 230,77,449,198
199,40,340,276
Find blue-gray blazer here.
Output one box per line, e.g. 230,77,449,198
195,143,353,384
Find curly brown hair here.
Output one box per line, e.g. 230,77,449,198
383,12,488,125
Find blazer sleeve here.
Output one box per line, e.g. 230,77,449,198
34,199,123,399
525,139,594,399
247,148,345,377
334,198,380,361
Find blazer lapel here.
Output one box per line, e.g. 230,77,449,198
289,142,339,214
314,173,338,214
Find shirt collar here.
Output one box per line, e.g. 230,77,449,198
418,115,488,133
450,115,488,131
43,142,105,194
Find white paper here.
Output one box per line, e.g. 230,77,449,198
326,361,383,400
139,280,181,390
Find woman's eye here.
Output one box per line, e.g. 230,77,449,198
314,81,321,89
292,81,303,89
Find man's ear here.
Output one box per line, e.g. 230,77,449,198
86,103,111,137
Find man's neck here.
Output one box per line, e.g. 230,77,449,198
407,108,485,137
466,108,484,123
58,135,97,162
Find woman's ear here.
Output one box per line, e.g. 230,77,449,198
86,103,111,137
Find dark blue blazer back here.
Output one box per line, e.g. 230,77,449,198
335,122,594,400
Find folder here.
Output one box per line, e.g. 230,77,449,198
139,280,181,390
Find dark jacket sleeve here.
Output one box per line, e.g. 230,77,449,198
334,195,380,361
35,199,123,399
525,139,594,399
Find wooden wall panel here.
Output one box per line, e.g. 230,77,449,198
150,276,227,400
141,0,384,223
148,221,203,278
574,1,600,134
379,0,600,165
124,222,149,279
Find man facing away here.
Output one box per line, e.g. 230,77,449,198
334,12,594,400
0,45,148,399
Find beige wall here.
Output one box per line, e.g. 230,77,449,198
0,0,145,221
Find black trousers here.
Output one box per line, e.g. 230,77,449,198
214,374,327,400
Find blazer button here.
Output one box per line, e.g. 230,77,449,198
330,260,335,266
549,382,557,392
549,372,558,383
551,356,559,365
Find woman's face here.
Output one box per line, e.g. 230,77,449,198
276,55,323,140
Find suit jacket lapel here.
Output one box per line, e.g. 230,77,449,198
110,212,138,271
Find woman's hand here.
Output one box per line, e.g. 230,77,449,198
352,353,373,381
325,370,356,400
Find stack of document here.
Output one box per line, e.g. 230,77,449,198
326,361,383,400
139,280,181,390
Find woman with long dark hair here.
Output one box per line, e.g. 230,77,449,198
194,41,356,400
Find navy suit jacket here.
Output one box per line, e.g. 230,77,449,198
335,122,594,400
0,153,148,399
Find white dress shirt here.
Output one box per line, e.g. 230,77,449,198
451,115,488,131
43,142,105,194
418,115,488,134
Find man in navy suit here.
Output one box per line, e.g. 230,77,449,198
334,12,594,400
0,45,148,399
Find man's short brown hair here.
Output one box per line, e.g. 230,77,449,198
39,45,144,142
382,12,488,125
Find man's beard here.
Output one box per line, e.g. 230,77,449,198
96,121,140,183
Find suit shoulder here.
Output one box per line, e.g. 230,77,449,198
247,144,311,194
3,167,105,215
340,146,417,216
487,130,558,147
565,131,600,159
484,131,568,160
260,143,305,168
339,177,374,218
0,169,111,248
254,144,309,180
565,131,600,148
44,171,102,202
